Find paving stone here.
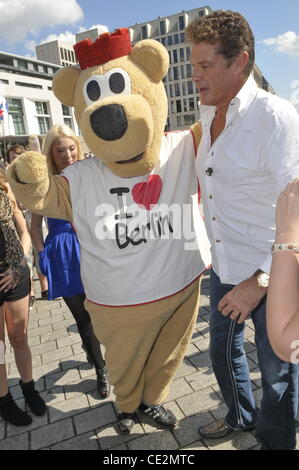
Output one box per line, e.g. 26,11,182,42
6,411,48,438
203,429,257,450
0,421,5,440
61,353,88,371
193,337,210,353
188,351,211,370
0,432,29,450
174,358,197,379
31,418,74,449
74,403,116,434
165,377,193,402
28,325,53,339
49,394,90,423
32,360,61,380
96,422,144,450
87,387,116,409
109,443,128,451
127,429,179,451
27,320,38,330
78,361,97,378
185,368,218,391
42,345,73,364
38,314,65,327
182,440,208,450
173,411,214,447
45,368,81,389
177,388,222,417
28,336,41,347
40,328,69,344
30,340,57,357
64,377,97,400
51,431,99,450
52,318,76,331
185,343,200,357
57,334,81,349
39,386,65,406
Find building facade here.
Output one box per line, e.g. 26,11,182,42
36,40,77,67
0,52,79,157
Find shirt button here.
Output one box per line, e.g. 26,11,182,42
216,239,221,243
211,151,214,156
209,195,213,199
212,217,216,221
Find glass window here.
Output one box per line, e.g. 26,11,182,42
160,21,165,35
170,101,175,113
180,48,185,61
179,16,185,30
181,65,185,79
62,104,71,116
176,100,182,113
168,69,172,81
12,114,26,135
38,116,50,135
173,50,178,63
173,66,179,80
175,83,180,96
35,101,48,115
182,82,187,96
174,34,180,44
17,60,28,70
184,114,195,125
63,117,73,129
142,25,148,39
186,47,191,60
161,37,166,46
60,48,64,60
167,35,173,46
183,99,188,112
169,84,173,98
186,64,192,78
180,32,185,43
177,116,182,126
199,10,205,17
188,81,194,94
189,98,195,111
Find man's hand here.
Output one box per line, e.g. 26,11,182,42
218,276,267,324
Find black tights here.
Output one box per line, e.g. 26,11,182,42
63,294,105,369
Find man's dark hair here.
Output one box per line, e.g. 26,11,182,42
186,10,255,77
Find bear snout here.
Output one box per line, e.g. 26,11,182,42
90,104,128,141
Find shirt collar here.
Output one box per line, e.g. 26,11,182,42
199,74,258,121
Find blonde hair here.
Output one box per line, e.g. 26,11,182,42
42,124,84,175
0,169,8,192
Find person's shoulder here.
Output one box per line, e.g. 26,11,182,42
255,88,298,122
62,157,100,177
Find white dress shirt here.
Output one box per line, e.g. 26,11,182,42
196,75,299,285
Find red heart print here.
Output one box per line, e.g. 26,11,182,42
132,175,162,210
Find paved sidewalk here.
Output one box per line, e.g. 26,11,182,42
0,273,298,450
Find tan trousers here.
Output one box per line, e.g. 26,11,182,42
85,278,200,413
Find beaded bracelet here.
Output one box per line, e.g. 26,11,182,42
271,243,299,253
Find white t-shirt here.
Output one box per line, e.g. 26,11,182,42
63,130,211,306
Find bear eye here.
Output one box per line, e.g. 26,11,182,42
86,80,101,101
109,73,125,94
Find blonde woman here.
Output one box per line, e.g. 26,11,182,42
30,125,110,398
0,171,46,426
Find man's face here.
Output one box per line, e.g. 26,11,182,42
190,41,238,108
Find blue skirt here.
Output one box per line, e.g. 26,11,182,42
39,218,84,300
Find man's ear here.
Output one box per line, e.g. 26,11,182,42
52,67,81,106
130,39,169,83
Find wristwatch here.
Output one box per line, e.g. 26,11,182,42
253,269,269,288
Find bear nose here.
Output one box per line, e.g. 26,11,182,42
90,104,128,141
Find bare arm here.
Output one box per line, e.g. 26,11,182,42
266,179,299,363
30,213,45,252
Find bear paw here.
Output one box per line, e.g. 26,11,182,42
13,151,48,184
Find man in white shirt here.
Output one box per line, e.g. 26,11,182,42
186,10,299,450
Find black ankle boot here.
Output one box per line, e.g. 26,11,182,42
19,380,47,416
0,392,32,426
96,367,111,399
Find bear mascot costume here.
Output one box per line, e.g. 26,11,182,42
7,28,210,434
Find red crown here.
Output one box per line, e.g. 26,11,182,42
73,28,132,70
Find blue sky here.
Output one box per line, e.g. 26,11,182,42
0,0,298,103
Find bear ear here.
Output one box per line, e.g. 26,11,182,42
52,67,81,106
130,39,169,83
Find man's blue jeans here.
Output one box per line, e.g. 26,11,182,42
209,269,298,450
